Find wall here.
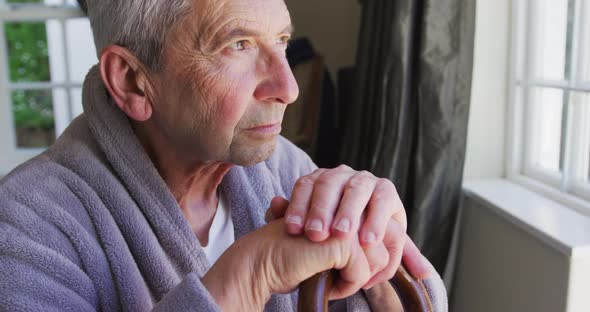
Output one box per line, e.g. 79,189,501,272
285,0,361,78
463,0,511,180
451,193,570,312
453,179,590,312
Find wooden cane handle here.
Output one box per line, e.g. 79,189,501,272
297,265,433,312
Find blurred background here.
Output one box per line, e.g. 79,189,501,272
0,0,589,311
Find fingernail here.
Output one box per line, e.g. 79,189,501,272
363,231,376,243
334,218,351,233
306,219,323,232
286,215,302,226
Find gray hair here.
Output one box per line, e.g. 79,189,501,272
82,0,192,71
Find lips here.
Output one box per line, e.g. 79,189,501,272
244,122,282,134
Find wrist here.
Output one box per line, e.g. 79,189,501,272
202,239,270,311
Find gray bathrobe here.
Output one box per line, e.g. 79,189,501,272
0,66,447,311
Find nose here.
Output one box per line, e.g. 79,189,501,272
254,49,299,105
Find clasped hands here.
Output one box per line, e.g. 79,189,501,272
203,165,432,311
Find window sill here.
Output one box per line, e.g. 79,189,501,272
463,178,590,258
509,174,590,214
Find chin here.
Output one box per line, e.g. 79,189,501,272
229,137,278,167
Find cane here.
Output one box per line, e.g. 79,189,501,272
297,265,433,312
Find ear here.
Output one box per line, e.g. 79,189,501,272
98,45,155,122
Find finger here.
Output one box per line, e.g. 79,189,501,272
285,169,326,235
329,237,372,300
360,178,404,247
402,236,432,280
330,171,377,239
362,219,406,289
363,242,389,276
265,196,290,223
391,196,407,234
305,165,355,242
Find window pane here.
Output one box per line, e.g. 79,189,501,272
65,18,97,83
531,0,572,81
514,0,527,81
583,93,590,182
5,0,65,5
70,88,83,117
581,0,590,83
5,22,51,83
587,124,590,182
12,89,56,148
529,87,565,172
4,0,80,7
6,0,44,4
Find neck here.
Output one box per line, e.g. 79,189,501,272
131,120,234,245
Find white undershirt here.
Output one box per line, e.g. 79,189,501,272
202,191,235,264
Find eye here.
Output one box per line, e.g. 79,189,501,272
231,40,250,51
278,35,291,46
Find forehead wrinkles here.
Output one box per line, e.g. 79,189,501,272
192,0,286,49
191,0,233,48
185,0,237,47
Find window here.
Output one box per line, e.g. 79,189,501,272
0,0,95,174
508,0,590,209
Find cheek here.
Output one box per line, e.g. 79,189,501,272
198,60,258,131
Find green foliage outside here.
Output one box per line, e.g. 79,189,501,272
5,14,54,130
5,0,53,132
11,90,54,130
6,0,43,3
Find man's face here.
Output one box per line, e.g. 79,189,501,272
150,0,298,166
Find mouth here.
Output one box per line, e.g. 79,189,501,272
244,122,282,135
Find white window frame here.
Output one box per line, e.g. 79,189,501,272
506,0,590,215
0,0,86,175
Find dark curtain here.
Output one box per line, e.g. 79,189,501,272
76,0,88,14
340,0,475,273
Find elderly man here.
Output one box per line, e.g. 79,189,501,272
0,0,447,311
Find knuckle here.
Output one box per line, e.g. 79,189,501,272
335,238,353,268
371,179,397,202
296,175,315,187
319,167,344,179
314,176,334,190
312,168,328,176
319,167,357,185
373,251,389,272
346,175,370,191
377,178,396,193
361,170,375,179
391,240,404,257
336,164,352,171
370,189,390,203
